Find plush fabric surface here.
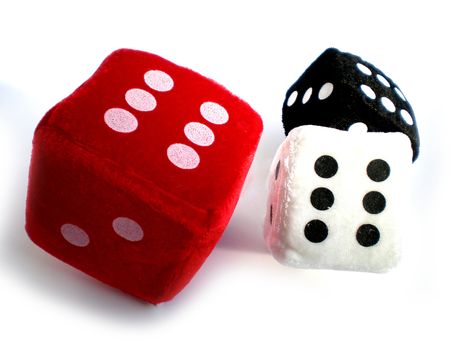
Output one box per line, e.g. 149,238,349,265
282,48,420,161
264,125,412,273
25,49,263,303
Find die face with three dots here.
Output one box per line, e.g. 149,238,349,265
282,47,420,161
25,49,263,303
264,125,412,272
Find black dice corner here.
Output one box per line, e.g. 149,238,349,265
282,48,420,161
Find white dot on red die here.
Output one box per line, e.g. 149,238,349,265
104,108,138,133
167,143,200,169
125,88,157,112
184,122,215,146
61,223,90,247
318,82,333,100
200,102,229,124
144,70,174,92
381,97,396,112
112,217,144,242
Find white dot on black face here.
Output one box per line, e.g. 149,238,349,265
363,191,386,214
356,224,380,247
367,159,390,182
287,91,298,106
318,82,333,100
348,122,368,133
360,85,376,100
302,87,312,104
381,97,396,112
400,109,414,125
377,74,390,87
304,220,328,243
394,87,407,101
356,63,372,76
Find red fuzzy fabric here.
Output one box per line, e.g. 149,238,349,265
25,49,263,304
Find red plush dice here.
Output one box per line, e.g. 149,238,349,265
25,49,262,304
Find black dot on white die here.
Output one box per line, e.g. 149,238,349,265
304,220,328,243
269,204,273,225
314,155,338,178
363,191,386,214
310,187,334,210
275,160,280,180
356,224,380,247
367,159,390,182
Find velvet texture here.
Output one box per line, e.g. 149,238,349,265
25,49,263,304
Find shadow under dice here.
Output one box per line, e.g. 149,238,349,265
26,49,262,303
265,125,412,272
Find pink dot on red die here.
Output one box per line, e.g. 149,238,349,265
104,108,138,133
61,223,90,247
125,88,157,112
112,217,144,242
184,122,215,146
200,102,229,124
144,70,174,92
167,143,200,169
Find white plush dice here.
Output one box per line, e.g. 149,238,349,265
264,125,412,272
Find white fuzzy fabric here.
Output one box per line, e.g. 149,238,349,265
264,125,413,272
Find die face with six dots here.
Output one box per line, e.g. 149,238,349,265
265,125,412,272
266,48,420,273
25,49,263,304
282,47,419,161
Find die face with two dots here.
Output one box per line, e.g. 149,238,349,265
282,47,419,161
25,49,263,303
265,125,412,272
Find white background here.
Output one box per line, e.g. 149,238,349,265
0,0,465,348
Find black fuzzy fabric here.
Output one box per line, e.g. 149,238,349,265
282,48,420,161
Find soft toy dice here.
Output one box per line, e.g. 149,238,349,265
25,49,263,303
265,125,412,272
265,48,420,272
